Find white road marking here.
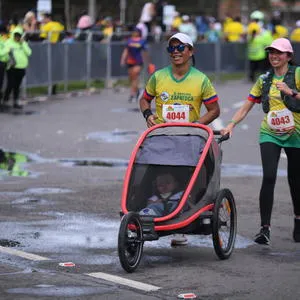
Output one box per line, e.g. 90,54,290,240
86,272,161,292
0,246,50,261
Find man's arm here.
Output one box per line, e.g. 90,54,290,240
198,101,220,124
140,96,157,128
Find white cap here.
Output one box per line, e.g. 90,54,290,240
168,32,194,47
296,20,300,27
182,15,190,21
250,10,264,20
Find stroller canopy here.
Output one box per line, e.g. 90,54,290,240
135,126,208,166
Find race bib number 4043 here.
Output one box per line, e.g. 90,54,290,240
267,108,295,134
162,104,189,123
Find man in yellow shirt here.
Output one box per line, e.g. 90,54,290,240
102,17,114,40
40,13,64,43
290,20,300,42
223,16,245,42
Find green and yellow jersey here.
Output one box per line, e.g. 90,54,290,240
143,66,218,124
248,69,300,148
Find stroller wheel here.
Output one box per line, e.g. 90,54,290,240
118,212,144,273
212,188,237,260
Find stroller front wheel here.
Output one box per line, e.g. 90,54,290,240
212,188,237,260
118,212,144,273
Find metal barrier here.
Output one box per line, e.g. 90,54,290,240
24,38,250,95
20,29,300,95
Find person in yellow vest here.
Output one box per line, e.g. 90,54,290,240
0,25,9,109
40,13,64,43
247,10,273,82
3,27,32,109
247,10,264,36
223,16,245,42
290,20,300,42
102,17,114,41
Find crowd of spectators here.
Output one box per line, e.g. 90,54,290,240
0,6,299,45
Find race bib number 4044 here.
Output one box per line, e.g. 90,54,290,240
162,104,189,123
267,108,295,134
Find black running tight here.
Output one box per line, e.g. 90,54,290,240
259,142,300,226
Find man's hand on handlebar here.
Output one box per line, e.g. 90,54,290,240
146,114,158,128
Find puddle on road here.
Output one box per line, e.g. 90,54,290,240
0,239,21,247
25,188,73,195
10,197,49,210
0,188,73,197
10,110,39,116
0,213,254,265
59,158,128,168
0,107,38,115
7,286,115,297
0,148,287,180
86,129,139,143
222,164,287,177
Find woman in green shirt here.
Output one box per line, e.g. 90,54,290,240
222,38,300,245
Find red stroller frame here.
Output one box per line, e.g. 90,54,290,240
118,123,236,273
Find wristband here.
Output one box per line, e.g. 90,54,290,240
229,119,238,125
142,109,153,120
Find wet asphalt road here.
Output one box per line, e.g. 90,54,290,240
0,82,299,300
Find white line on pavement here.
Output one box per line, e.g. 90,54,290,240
86,272,161,292
0,246,50,261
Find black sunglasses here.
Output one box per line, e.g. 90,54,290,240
167,44,187,53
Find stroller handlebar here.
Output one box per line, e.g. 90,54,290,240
213,131,230,144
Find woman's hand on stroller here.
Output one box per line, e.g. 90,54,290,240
220,123,235,138
214,130,230,143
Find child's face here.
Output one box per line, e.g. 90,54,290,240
156,174,177,194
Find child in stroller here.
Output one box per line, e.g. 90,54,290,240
140,172,184,217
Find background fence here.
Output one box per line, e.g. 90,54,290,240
23,38,300,95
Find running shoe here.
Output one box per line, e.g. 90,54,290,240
293,218,300,243
254,226,270,245
171,234,188,247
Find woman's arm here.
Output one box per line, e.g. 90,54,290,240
120,48,128,66
221,100,255,136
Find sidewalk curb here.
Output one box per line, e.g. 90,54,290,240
22,88,102,105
